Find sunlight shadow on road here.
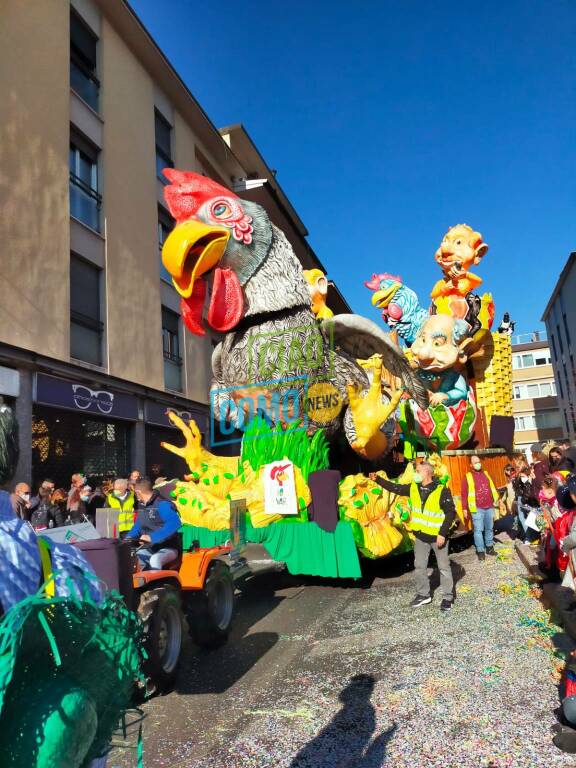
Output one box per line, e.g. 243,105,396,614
288,674,397,768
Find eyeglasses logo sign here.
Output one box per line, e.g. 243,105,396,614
71,384,115,414
166,407,193,422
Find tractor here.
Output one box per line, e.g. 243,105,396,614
74,527,250,695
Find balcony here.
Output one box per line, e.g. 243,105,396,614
70,57,99,112
511,330,547,345
70,172,101,233
163,352,182,392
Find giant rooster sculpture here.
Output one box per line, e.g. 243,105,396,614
160,169,427,461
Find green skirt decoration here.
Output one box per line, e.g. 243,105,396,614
181,519,362,579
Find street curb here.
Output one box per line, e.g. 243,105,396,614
514,542,576,642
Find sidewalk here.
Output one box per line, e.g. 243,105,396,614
187,536,575,768
515,540,576,642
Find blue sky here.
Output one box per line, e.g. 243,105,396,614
132,0,575,334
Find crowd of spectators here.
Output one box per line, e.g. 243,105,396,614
9,469,143,532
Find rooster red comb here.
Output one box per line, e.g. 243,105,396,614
163,168,238,224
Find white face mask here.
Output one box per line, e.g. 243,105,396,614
19,492,30,502
413,473,423,484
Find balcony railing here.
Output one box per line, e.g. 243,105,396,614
163,355,182,392
511,331,548,345
70,56,99,112
70,172,101,232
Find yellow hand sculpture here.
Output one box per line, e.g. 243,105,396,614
347,357,403,460
161,411,240,474
161,412,204,472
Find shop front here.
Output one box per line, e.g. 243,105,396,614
32,373,138,489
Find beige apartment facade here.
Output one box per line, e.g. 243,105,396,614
511,336,563,450
0,0,350,488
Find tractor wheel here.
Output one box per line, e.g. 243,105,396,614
185,560,234,649
138,585,183,694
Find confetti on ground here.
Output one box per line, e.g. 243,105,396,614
111,539,576,768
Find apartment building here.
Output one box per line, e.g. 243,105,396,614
0,0,350,488
511,333,563,450
542,252,576,443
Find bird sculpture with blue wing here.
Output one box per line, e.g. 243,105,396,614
365,273,429,345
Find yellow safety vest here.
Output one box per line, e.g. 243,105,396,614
465,471,499,514
37,537,55,597
106,492,136,533
409,483,445,537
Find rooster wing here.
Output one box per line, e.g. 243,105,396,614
322,315,429,409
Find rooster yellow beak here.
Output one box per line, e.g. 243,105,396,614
371,284,400,308
161,220,230,298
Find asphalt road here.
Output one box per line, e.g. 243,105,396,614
108,537,575,768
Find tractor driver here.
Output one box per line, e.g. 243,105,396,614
126,477,182,570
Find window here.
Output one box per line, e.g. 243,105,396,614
557,325,565,355
513,381,556,399
158,206,175,282
162,308,182,391
70,132,101,231
70,255,103,365
534,352,551,366
155,110,173,183
550,332,558,360
70,10,99,111
563,314,572,347
512,350,551,369
514,411,562,431
33,407,130,490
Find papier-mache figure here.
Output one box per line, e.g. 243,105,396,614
430,224,491,335
365,273,428,345
410,314,470,406
303,268,334,319
400,314,478,451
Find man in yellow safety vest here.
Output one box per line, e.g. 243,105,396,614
372,460,457,612
461,455,500,561
106,478,136,538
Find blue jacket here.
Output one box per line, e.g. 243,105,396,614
127,493,181,548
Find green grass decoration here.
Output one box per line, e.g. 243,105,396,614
240,417,330,481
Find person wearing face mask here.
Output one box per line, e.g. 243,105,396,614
370,461,457,611
29,479,64,531
10,482,31,520
513,468,540,544
106,478,136,539
461,455,500,561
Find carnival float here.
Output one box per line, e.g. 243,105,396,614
158,170,514,577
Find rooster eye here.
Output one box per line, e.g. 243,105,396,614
211,201,232,218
